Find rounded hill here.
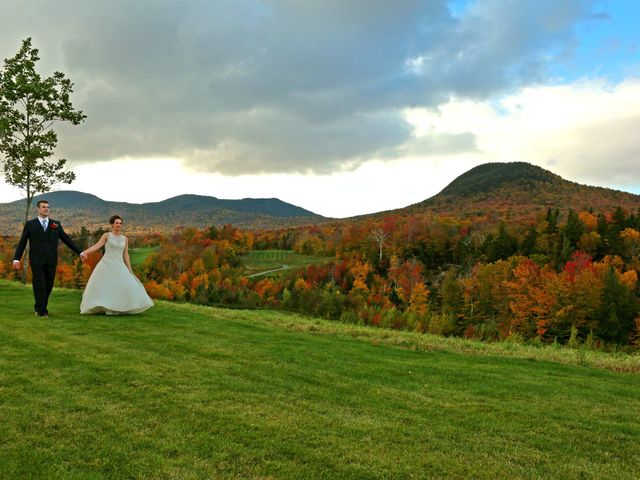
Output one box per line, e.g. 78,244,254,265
438,162,563,198
12,191,107,208
394,161,640,219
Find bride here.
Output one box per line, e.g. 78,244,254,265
80,215,154,315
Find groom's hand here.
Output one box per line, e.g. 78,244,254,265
12,260,20,270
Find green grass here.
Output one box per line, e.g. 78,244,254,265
241,249,332,277
128,246,160,267
1,279,639,479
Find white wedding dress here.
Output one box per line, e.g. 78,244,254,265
80,233,154,315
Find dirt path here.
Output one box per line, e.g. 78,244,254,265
247,264,290,278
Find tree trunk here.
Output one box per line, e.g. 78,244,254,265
22,195,31,284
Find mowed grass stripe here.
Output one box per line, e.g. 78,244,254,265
241,249,332,276
128,246,160,268
0,280,639,479
249,251,289,260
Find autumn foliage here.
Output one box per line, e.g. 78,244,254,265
2,204,640,348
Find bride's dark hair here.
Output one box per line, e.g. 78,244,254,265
109,215,123,225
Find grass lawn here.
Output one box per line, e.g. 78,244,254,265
128,246,160,268
241,249,332,277
1,279,639,479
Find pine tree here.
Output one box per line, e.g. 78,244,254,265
520,225,538,256
563,209,585,247
594,213,609,260
488,222,518,262
596,266,638,344
559,235,574,265
546,208,560,235
606,207,627,256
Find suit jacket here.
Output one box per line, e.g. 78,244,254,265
13,218,82,267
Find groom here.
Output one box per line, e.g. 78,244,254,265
13,200,86,317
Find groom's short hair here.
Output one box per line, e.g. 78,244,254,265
37,200,49,207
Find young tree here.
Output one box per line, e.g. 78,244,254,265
408,282,429,315
0,37,86,226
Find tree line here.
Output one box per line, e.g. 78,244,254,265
4,205,638,349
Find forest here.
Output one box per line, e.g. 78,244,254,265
2,205,640,349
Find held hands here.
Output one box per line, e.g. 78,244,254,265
14,254,87,266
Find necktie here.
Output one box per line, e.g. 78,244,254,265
42,219,47,230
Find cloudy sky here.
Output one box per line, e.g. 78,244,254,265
0,0,638,217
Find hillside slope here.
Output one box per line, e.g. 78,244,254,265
404,162,640,218
1,280,638,478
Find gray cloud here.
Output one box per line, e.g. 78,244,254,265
400,132,478,158
556,113,640,189
0,0,601,174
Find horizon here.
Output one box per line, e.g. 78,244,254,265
3,160,640,220
1,1,639,217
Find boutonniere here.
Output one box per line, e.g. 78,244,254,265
50,222,58,229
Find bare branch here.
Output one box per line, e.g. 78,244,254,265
369,228,390,262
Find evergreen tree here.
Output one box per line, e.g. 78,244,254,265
559,235,573,265
76,226,91,250
607,208,626,257
563,209,585,247
627,209,639,231
596,266,638,344
545,208,561,259
545,208,560,235
520,225,538,256
595,213,609,260
440,268,464,319
611,206,627,230
488,222,518,262
206,225,219,240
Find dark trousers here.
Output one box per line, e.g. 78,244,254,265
31,264,56,315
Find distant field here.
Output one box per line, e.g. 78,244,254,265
128,246,160,267
242,249,332,277
1,279,638,479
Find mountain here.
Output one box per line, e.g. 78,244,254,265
437,162,563,198
4,162,638,235
0,191,325,235
398,162,640,219
142,194,315,218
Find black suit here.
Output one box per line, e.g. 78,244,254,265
13,218,82,315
